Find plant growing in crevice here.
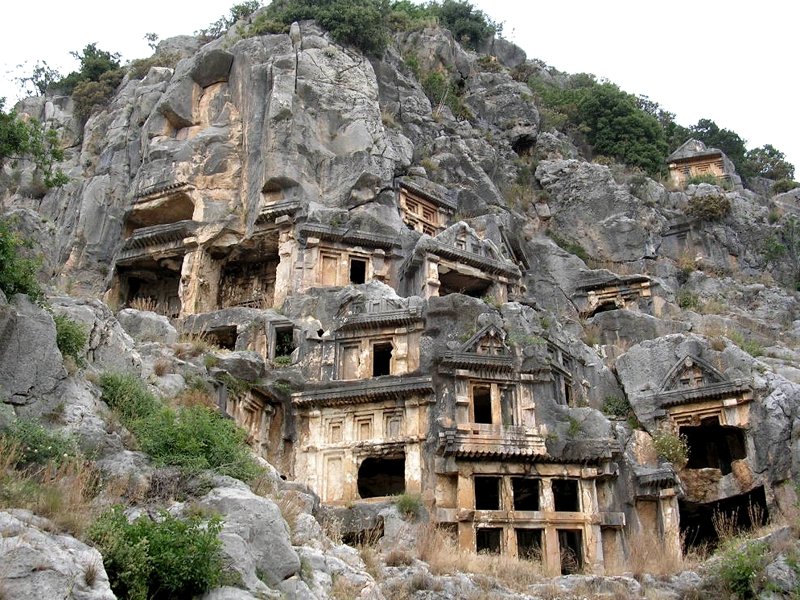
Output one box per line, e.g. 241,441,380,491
651,429,689,468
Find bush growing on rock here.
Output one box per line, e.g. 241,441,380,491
0,216,44,301
651,429,688,468
99,373,262,481
2,418,77,467
88,505,224,600
686,194,731,221
53,314,88,365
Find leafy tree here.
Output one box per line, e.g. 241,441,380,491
55,43,122,94
435,0,499,50
15,61,63,96
743,144,795,180
689,118,747,175
0,216,44,301
0,99,67,188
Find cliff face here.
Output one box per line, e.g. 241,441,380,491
3,13,800,598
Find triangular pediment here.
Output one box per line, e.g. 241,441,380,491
460,324,510,356
435,222,504,262
659,355,724,393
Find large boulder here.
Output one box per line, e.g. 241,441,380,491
0,510,115,600
117,307,179,344
0,294,64,404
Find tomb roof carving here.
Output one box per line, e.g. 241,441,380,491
634,465,681,498
117,220,199,264
650,355,752,408
256,199,302,224
574,271,650,292
292,375,432,407
133,180,192,201
438,425,547,459
337,297,425,331
396,176,458,210
403,222,522,278
297,223,400,249
441,323,514,371
666,139,724,163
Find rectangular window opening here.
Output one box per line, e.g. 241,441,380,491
349,258,367,284
476,528,502,555
372,342,393,377
474,476,501,510
472,386,493,424
516,529,542,561
512,478,540,511
552,479,580,512
274,327,295,359
558,529,583,574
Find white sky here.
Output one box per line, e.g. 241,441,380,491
1,0,798,173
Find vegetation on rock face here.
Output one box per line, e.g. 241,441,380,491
0,100,67,188
651,429,689,468
99,373,262,481
686,194,732,221
0,217,44,301
88,505,224,600
52,44,124,120
3,418,77,467
53,314,88,365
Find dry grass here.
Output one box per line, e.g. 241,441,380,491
172,388,217,410
414,523,543,592
330,574,362,600
153,358,171,377
276,491,306,532
623,530,684,578
0,438,118,538
385,548,414,567
129,297,158,312
322,515,344,545
359,544,382,580
174,331,216,359
83,559,99,587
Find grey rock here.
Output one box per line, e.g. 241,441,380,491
196,484,300,593
201,587,280,600
0,294,64,404
117,307,179,344
191,49,235,87
215,351,266,382
764,554,798,593
0,510,115,600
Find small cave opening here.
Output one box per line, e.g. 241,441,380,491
511,135,536,157
512,478,540,511
472,386,493,424
681,420,747,475
476,527,502,554
558,529,584,574
371,342,393,377
342,522,385,547
516,528,542,560
438,269,492,298
357,456,405,498
553,479,581,512
680,485,768,550
205,326,237,351
349,258,367,284
587,301,619,318
474,476,501,510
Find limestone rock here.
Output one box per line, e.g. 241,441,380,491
0,294,64,404
117,307,179,344
0,510,115,600
196,483,300,594
214,351,267,382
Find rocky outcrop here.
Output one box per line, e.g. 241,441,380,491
0,510,115,600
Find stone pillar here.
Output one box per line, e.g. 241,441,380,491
425,255,441,298
405,443,422,494
659,494,682,565
180,246,220,316
273,219,295,307
543,527,561,576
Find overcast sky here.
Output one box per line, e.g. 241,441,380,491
1,1,797,173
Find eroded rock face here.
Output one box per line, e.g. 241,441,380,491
0,510,115,600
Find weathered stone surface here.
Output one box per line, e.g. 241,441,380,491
0,510,115,600
214,351,266,382
117,307,179,344
191,48,235,87
0,294,64,404
195,481,300,593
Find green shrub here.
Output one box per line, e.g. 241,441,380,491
685,173,722,186
73,69,125,120
100,372,262,481
54,314,88,364
127,52,180,80
686,194,731,221
395,492,422,519
567,416,581,438
651,430,689,468
135,405,262,481
772,179,799,195
717,540,768,599
3,418,77,467
99,373,160,424
601,396,632,419
420,69,470,120
434,0,499,50
677,289,700,310
0,217,43,301
272,355,293,367
549,231,590,262
0,100,67,188
88,505,223,600
726,331,763,358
